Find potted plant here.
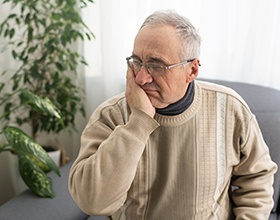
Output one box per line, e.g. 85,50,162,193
0,0,94,198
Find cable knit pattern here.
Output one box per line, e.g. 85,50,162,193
212,92,227,219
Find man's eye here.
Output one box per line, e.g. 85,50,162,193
147,63,163,70
133,60,142,66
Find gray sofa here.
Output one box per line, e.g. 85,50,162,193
0,161,100,220
0,79,279,220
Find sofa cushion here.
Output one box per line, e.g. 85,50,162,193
0,162,88,220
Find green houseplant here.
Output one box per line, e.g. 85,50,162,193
0,0,94,197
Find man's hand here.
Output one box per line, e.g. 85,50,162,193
125,68,155,118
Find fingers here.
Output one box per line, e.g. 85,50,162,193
125,67,155,117
126,67,135,89
125,68,136,98
125,67,139,106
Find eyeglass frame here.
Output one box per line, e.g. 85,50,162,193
126,56,197,76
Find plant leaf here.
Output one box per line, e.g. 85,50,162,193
18,154,55,198
0,82,4,93
3,126,60,176
25,152,51,173
9,28,15,39
20,89,64,126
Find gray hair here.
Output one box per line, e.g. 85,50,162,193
140,10,201,59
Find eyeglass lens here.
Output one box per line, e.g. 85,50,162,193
127,58,164,76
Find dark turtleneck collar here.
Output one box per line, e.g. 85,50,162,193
156,81,195,116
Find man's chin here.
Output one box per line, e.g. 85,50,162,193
149,98,168,109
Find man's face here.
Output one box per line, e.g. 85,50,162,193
132,25,197,109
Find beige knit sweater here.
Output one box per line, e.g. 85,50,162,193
69,80,277,220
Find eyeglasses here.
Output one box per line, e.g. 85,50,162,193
126,56,195,76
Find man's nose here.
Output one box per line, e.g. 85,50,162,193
135,66,153,86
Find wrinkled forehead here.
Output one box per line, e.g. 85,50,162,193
133,25,182,62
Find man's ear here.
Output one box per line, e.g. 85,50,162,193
187,59,200,83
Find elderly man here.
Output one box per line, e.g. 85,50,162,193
69,10,277,220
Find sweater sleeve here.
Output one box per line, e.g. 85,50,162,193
68,108,159,216
231,116,278,220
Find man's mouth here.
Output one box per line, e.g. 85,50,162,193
143,88,157,94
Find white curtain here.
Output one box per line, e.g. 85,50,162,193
82,0,280,117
